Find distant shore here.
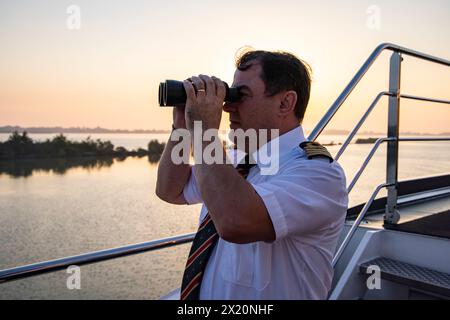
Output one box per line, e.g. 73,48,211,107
0,132,166,162
1,126,449,136
0,126,171,134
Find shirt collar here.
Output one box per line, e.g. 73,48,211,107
251,125,307,168
227,125,307,168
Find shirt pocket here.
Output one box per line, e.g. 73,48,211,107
253,242,272,291
220,241,254,287
219,241,272,291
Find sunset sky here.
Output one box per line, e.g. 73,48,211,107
1,0,449,133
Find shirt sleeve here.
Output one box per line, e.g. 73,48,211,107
182,166,204,205
251,162,348,241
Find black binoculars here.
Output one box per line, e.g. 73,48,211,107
158,80,242,107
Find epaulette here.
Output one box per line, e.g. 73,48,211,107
299,141,333,163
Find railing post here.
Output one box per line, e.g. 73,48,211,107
384,52,402,225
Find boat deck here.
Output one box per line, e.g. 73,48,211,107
349,191,450,239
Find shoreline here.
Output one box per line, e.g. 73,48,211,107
1,126,449,137
0,132,166,162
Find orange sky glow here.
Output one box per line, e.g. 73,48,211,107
1,0,449,134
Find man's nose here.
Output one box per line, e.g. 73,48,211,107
223,101,237,113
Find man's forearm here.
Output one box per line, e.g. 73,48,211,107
156,132,191,204
193,141,274,243
194,160,252,228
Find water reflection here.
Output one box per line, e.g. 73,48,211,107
0,154,162,178
0,157,113,178
0,153,162,178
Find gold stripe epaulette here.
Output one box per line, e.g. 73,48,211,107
299,141,333,163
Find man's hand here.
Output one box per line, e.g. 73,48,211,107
183,75,226,131
173,104,187,129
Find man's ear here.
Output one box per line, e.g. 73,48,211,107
279,90,297,116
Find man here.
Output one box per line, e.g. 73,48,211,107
156,50,348,300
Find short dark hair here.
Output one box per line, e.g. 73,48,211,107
235,49,312,122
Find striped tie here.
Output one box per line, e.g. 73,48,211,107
180,156,255,300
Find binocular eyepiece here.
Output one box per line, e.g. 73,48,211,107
158,80,241,107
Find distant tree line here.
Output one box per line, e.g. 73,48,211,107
0,131,166,161
0,126,170,134
355,137,379,144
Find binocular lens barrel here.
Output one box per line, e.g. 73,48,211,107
158,80,241,106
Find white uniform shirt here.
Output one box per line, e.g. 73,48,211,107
183,126,348,300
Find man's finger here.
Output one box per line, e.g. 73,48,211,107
191,76,206,97
199,74,216,97
183,80,196,101
212,76,226,101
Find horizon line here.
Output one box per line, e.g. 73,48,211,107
0,125,449,136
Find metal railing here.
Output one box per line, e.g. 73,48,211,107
332,136,450,268
307,43,450,141
334,92,450,162
346,136,450,194
0,233,195,283
311,42,450,267
1,43,449,284
332,183,393,268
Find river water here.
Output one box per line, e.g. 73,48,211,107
0,133,448,299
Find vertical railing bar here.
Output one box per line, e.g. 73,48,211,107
384,52,403,225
